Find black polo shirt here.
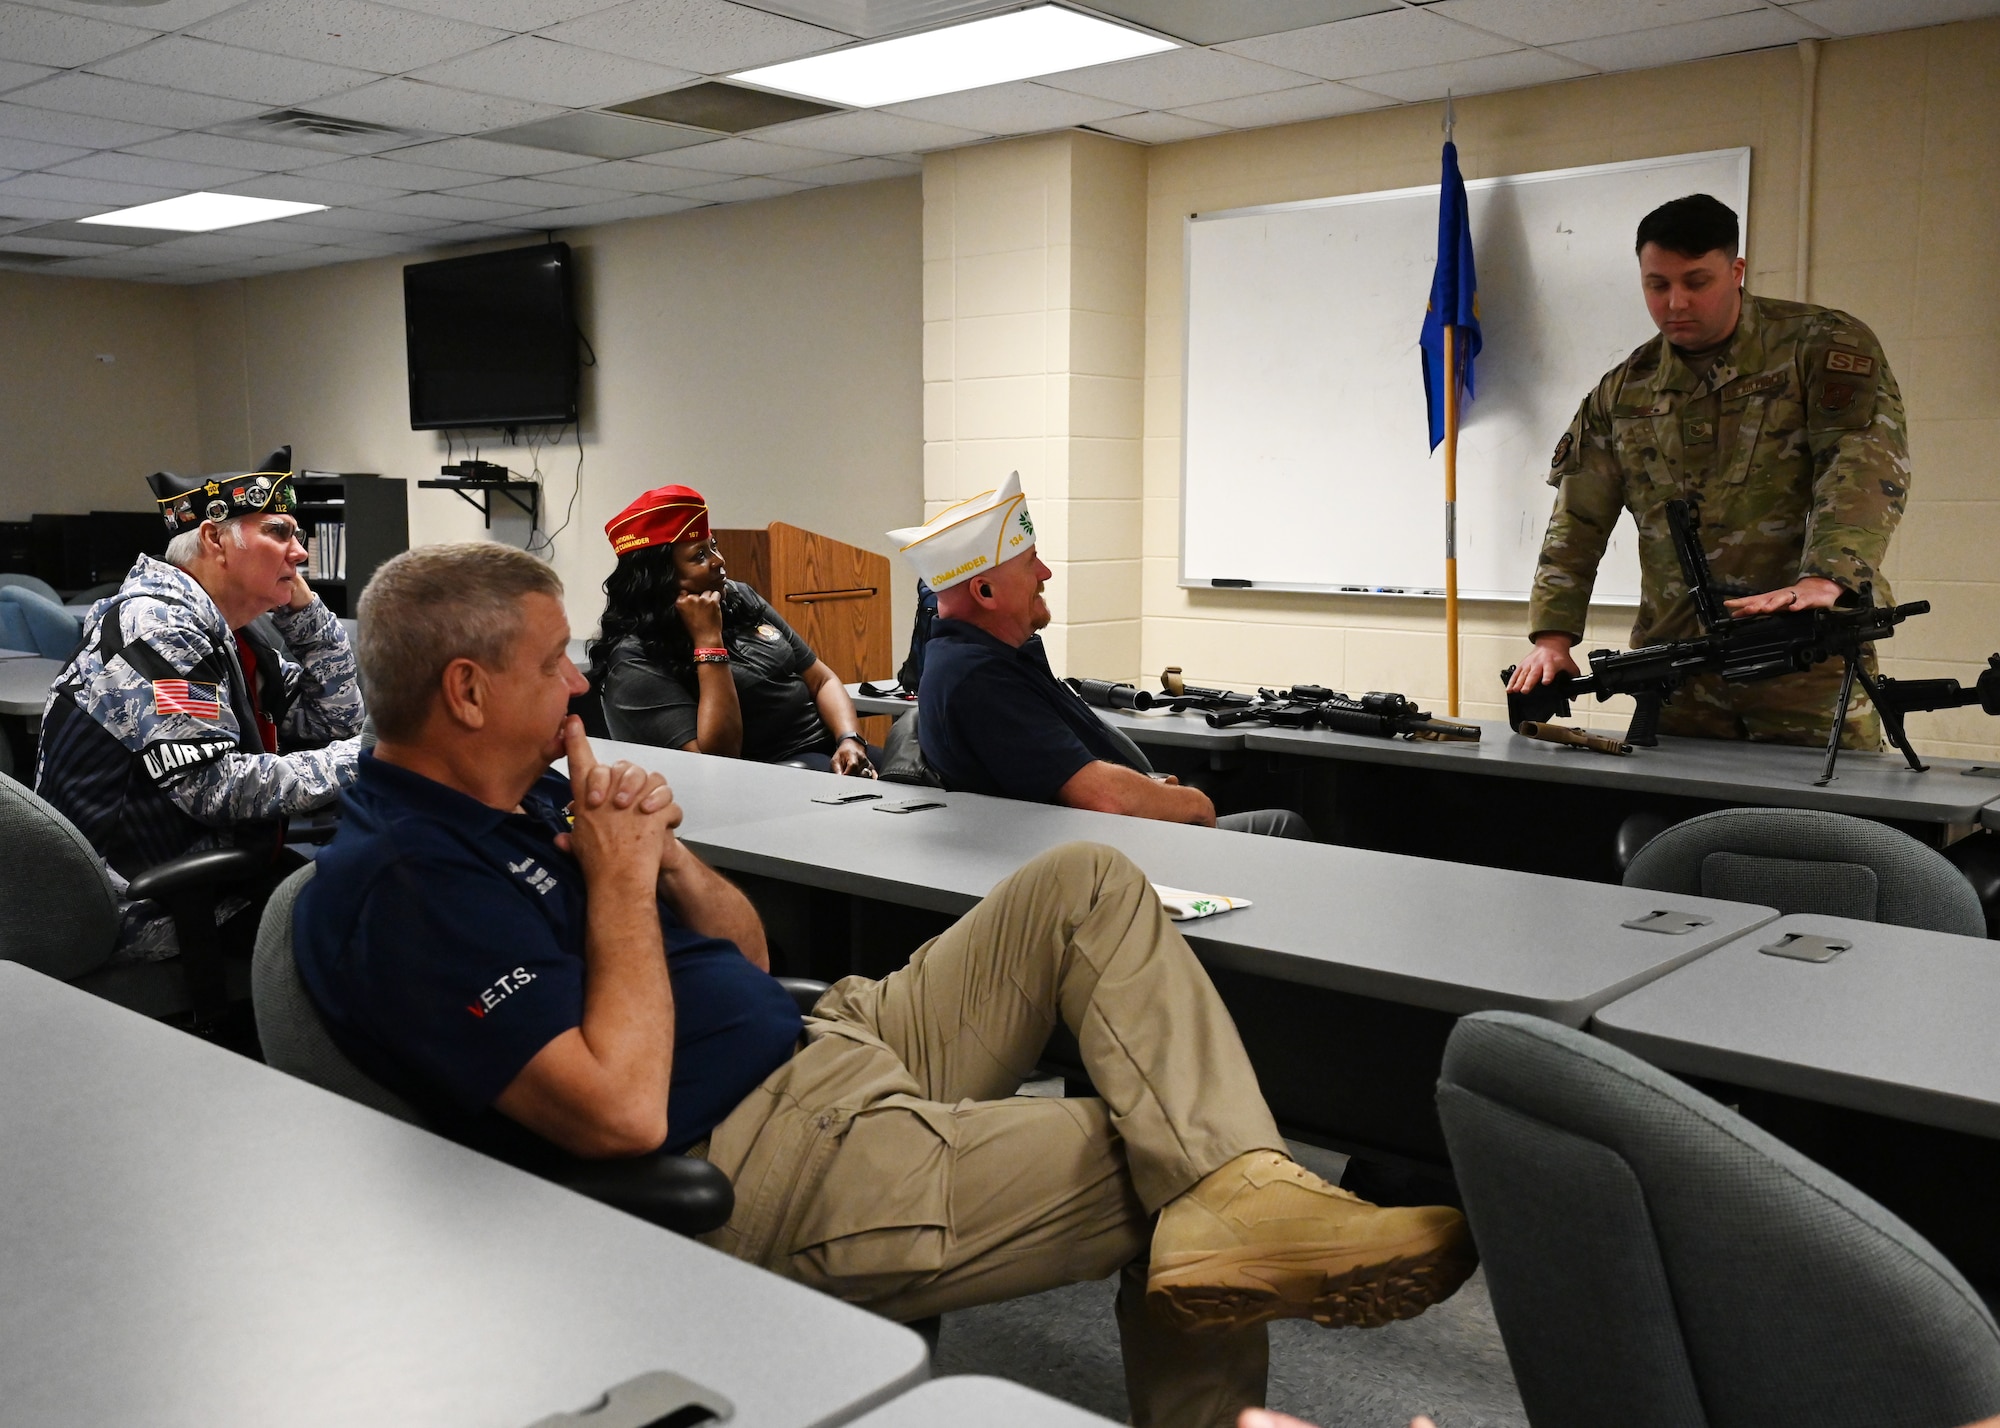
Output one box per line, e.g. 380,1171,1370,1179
294,754,801,1160
917,618,1142,802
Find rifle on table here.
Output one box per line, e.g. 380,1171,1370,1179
1871,655,2000,755
1202,683,1482,742
1064,677,1156,712
1502,498,1930,784
1157,666,1255,715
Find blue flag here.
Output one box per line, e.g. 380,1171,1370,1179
1420,140,1482,452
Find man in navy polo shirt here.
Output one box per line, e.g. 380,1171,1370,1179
297,542,1470,1428
891,475,1307,837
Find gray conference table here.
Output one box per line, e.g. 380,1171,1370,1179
1593,912,2000,1140
0,963,928,1428
1243,718,2000,829
0,656,60,716
606,742,1772,1027
846,1376,1118,1427
0,646,38,661
848,685,2000,834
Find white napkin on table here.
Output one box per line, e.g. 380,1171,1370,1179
1151,884,1253,921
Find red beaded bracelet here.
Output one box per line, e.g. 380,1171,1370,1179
693,647,730,663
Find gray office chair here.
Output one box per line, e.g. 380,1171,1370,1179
0,770,270,1022
0,572,63,605
0,584,81,658
1437,1010,2000,1428
1623,806,1986,936
253,864,840,1238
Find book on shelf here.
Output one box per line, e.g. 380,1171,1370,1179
307,520,345,581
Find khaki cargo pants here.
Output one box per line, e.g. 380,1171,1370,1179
700,842,1287,1428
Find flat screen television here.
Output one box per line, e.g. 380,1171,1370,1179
404,242,579,430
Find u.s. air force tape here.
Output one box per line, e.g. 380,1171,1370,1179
141,739,231,782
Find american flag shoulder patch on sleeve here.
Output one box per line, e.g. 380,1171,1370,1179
153,679,222,719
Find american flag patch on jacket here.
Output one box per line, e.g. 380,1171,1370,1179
152,679,222,719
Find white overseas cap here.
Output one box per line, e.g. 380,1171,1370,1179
887,471,1037,592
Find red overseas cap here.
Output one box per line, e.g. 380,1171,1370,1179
605,484,711,556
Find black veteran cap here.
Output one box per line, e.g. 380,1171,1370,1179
149,446,297,534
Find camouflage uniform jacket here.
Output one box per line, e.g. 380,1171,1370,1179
1528,292,1910,649
36,555,363,889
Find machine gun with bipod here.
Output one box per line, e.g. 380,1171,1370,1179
1503,498,1931,784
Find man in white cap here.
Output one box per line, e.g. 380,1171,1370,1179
891,474,1308,837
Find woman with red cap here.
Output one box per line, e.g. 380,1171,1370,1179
588,484,876,776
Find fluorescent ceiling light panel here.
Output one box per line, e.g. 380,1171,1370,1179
80,191,327,232
730,5,1176,109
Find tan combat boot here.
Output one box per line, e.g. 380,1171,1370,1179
1147,1150,1475,1332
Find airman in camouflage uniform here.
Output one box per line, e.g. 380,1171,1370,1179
36,451,363,954
1524,210,1909,748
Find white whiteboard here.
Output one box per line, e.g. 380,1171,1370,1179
1180,147,1751,601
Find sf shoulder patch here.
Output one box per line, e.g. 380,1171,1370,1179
1825,348,1876,377
152,678,221,718
1551,432,1574,469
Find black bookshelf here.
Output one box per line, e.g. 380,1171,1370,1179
294,473,408,618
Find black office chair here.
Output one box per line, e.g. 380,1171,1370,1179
251,863,831,1238
0,770,278,1027
1437,1010,2000,1428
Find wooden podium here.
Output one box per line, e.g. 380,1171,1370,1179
713,522,894,743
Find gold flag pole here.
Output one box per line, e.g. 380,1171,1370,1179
1444,322,1460,717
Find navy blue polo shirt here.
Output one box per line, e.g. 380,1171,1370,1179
294,754,801,1159
917,618,1143,802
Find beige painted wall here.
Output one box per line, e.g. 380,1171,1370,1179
191,176,924,643
922,131,1147,678
1137,21,2000,760
0,271,202,522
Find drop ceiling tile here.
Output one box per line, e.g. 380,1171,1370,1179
15,216,182,244
129,131,352,172
0,170,176,207
0,232,114,257
759,108,988,156
0,59,56,95
887,82,1142,136
367,190,541,220
189,0,508,72
540,0,847,75
1221,7,1518,80
559,156,703,188
9,73,265,130
648,134,839,173
306,218,454,244
218,171,406,205
1430,0,1763,47
1551,7,1814,70
0,193,94,218
47,152,261,190
87,37,381,108
387,0,629,29
1360,46,1595,101
546,191,706,225
302,153,487,189
43,253,175,279
0,134,91,170
1787,0,2000,34
1043,47,1317,110
309,79,563,136
389,135,603,174
0,3,159,68
411,36,696,109
483,108,715,158
449,174,627,205
1173,80,1392,128
150,230,323,259
1085,109,1227,144
6,0,248,29
1079,0,1397,46
673,173,813,202
407,219,528,244
0,101,167,150
782,153,919,183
